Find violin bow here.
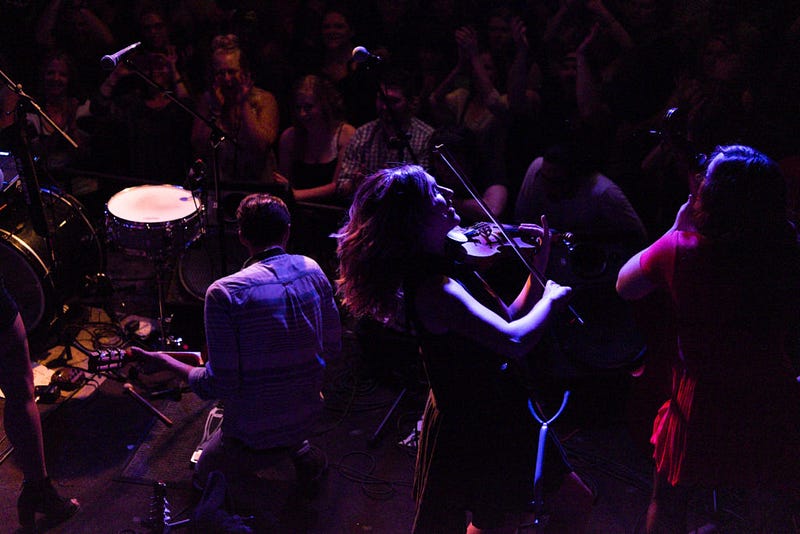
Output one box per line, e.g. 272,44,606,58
433,143,584,325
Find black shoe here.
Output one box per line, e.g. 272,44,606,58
17,477,79,532
291,441,328,497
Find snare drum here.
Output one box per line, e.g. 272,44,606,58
106,185,203,258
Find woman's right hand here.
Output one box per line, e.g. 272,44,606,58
455,26,479,61
542,279,572,310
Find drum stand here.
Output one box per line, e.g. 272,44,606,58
519,391,571,532
152,255,184,350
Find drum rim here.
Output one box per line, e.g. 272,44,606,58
0,239,49,332
106,184,202,224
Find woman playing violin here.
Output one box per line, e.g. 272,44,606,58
337,164,592,533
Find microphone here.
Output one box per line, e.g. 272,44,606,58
100,41,142,70
184,159,207,190
352,46,382,65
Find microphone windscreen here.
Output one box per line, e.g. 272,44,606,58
352,46,370,63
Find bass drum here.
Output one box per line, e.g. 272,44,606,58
0,180,104,333
178,228,249,301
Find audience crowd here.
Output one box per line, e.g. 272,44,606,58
2,0,799,255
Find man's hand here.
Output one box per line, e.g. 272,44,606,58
237,71,253,104
211,80,226,112
128,346,169,374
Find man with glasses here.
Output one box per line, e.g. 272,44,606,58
191,34,280,188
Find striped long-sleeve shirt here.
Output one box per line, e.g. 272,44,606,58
189,252,341,449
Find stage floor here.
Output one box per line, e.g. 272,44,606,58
0,241,757,533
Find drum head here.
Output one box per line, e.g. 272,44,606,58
107,185,200,223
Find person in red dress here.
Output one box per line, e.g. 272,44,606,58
617,144,800,532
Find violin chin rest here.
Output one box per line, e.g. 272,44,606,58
447,228,468,243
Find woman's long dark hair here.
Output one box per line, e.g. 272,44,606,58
695,145,789,242
336,165,437,323
694,145,799,322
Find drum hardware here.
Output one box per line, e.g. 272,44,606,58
154,259,188,349
177,226,249,302
105,185,204,259
1,66,104,342
0,181,104,336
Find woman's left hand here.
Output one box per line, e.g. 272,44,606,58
671,195,696,232
533,214,552,276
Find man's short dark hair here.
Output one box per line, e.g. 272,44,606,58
379,67,416,99
236,194,290,248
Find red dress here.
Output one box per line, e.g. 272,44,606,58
640,231,800,488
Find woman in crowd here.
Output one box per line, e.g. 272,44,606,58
26,51,91,178
312,5,375,126
337,164,592,533
92,51,192,183
617,145,800,532
278,74,354,203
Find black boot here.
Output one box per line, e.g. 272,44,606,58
17,477,79,532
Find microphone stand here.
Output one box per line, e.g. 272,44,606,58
118,57,235,278
1,66,80,316
434,144,584,325
1,66,78,241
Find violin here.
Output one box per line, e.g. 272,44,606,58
434,143,584,324
447,222,573,266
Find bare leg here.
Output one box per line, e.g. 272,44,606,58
645,470,687,534
2,313,79,529
0,315,47,482
543,471,593,533
412,502,466,533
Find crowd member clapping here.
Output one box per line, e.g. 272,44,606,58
191,34,280,188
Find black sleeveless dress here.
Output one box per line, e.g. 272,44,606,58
406,262,572,528
289,124,344,191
